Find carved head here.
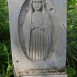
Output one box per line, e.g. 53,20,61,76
30,0,45,13
32,0,43,11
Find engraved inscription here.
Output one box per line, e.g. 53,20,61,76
18,69,66,76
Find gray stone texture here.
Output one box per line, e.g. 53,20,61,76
8,0,67,77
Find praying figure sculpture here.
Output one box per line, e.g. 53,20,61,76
23,0,54,61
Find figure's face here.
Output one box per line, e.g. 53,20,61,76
32,0,42,11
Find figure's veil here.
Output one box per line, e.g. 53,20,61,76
29,0,55,12
28,0,46,24
25,0,55,25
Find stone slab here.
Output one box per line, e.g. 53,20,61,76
16,74,67,77
22,75,67,77
8,0,67,77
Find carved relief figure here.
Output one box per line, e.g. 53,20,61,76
23,0,54,60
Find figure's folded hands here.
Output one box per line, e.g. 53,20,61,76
39,25,46,31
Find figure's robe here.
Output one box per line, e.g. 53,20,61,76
23,11,53,60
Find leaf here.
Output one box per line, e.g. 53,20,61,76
4,44,8,52
67,66,76,77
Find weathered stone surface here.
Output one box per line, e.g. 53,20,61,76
22,75,67,77
8,0,67,77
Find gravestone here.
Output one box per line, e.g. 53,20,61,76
8,0,67,77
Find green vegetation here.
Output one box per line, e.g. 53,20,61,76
0,0,13,77
67,0,77,77
0,0,77,77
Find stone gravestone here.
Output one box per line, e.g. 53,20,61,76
8,0,67,77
